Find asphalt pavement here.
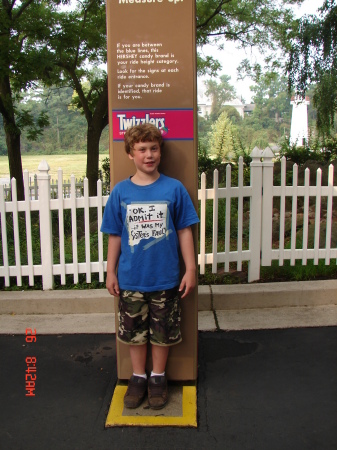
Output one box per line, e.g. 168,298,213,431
1,327,336,450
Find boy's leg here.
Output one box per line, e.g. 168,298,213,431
118,290,149,408
148,344,169,409
151,344,169,374
124,344,148,409
147,285,181,410
129,343,147,375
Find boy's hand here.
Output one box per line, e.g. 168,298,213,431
106,235,121,297
106,272,120,297
177,227,197,299
179,269,196,299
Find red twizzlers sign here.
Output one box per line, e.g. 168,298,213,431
112,109,194,141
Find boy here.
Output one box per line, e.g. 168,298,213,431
101,123,199,410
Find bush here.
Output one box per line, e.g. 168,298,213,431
278,140,320,165
278,135,337,165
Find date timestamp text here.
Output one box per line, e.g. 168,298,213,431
25,328,36,397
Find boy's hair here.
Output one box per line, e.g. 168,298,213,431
124,123,163,154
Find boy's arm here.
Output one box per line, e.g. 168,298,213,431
177,226,197,299
106,234,121,297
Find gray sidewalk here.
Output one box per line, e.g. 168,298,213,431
1,280,337,334
1,304,337,334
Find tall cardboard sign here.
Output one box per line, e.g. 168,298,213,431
106,0,198,380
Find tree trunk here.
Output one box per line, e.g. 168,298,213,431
0,78,24,200
5,122,24,200
86,81,109,197
86,121,101,197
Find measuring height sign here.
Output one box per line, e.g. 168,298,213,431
106,0,198,381
106,0,197,184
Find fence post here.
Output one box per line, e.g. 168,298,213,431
37,160,54,289
248,147,263,282
34,174,38,200
261,147,275,266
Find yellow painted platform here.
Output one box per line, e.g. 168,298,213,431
105,381,197,427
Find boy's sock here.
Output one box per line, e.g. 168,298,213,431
150,371,165,377
133,372,147,379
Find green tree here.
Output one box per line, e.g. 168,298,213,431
19,85,88,154
198,114,213,153
47,0,108,196
208,111,238,159
240,72,292,147
222,105,242,124
287,1,337,136
196,0,304,75
200,72,297,155
250,73,291,127
204,75,236,121
0,0,60,199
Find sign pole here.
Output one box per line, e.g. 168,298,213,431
106,0,198,380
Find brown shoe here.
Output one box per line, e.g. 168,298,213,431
148,375,168,410
124,375,147,409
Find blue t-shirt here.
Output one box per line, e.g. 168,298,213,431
101,174,199,292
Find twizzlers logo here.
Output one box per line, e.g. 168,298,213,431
117,113,167,134
112,109,194,141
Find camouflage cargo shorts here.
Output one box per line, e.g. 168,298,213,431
118,287,182,346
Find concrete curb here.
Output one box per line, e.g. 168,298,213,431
0,289,113,315
1,280,337,315
210,279,337,310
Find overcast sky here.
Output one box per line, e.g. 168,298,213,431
198,0,325,103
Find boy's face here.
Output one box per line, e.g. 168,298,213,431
128,140,161,177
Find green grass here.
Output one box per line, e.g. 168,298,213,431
0,153,109,181
198,259,337,285
259,259,337,283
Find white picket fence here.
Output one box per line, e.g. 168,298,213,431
1,173,110,200
1,149,337,290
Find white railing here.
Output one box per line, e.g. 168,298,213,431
1,150,337,290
